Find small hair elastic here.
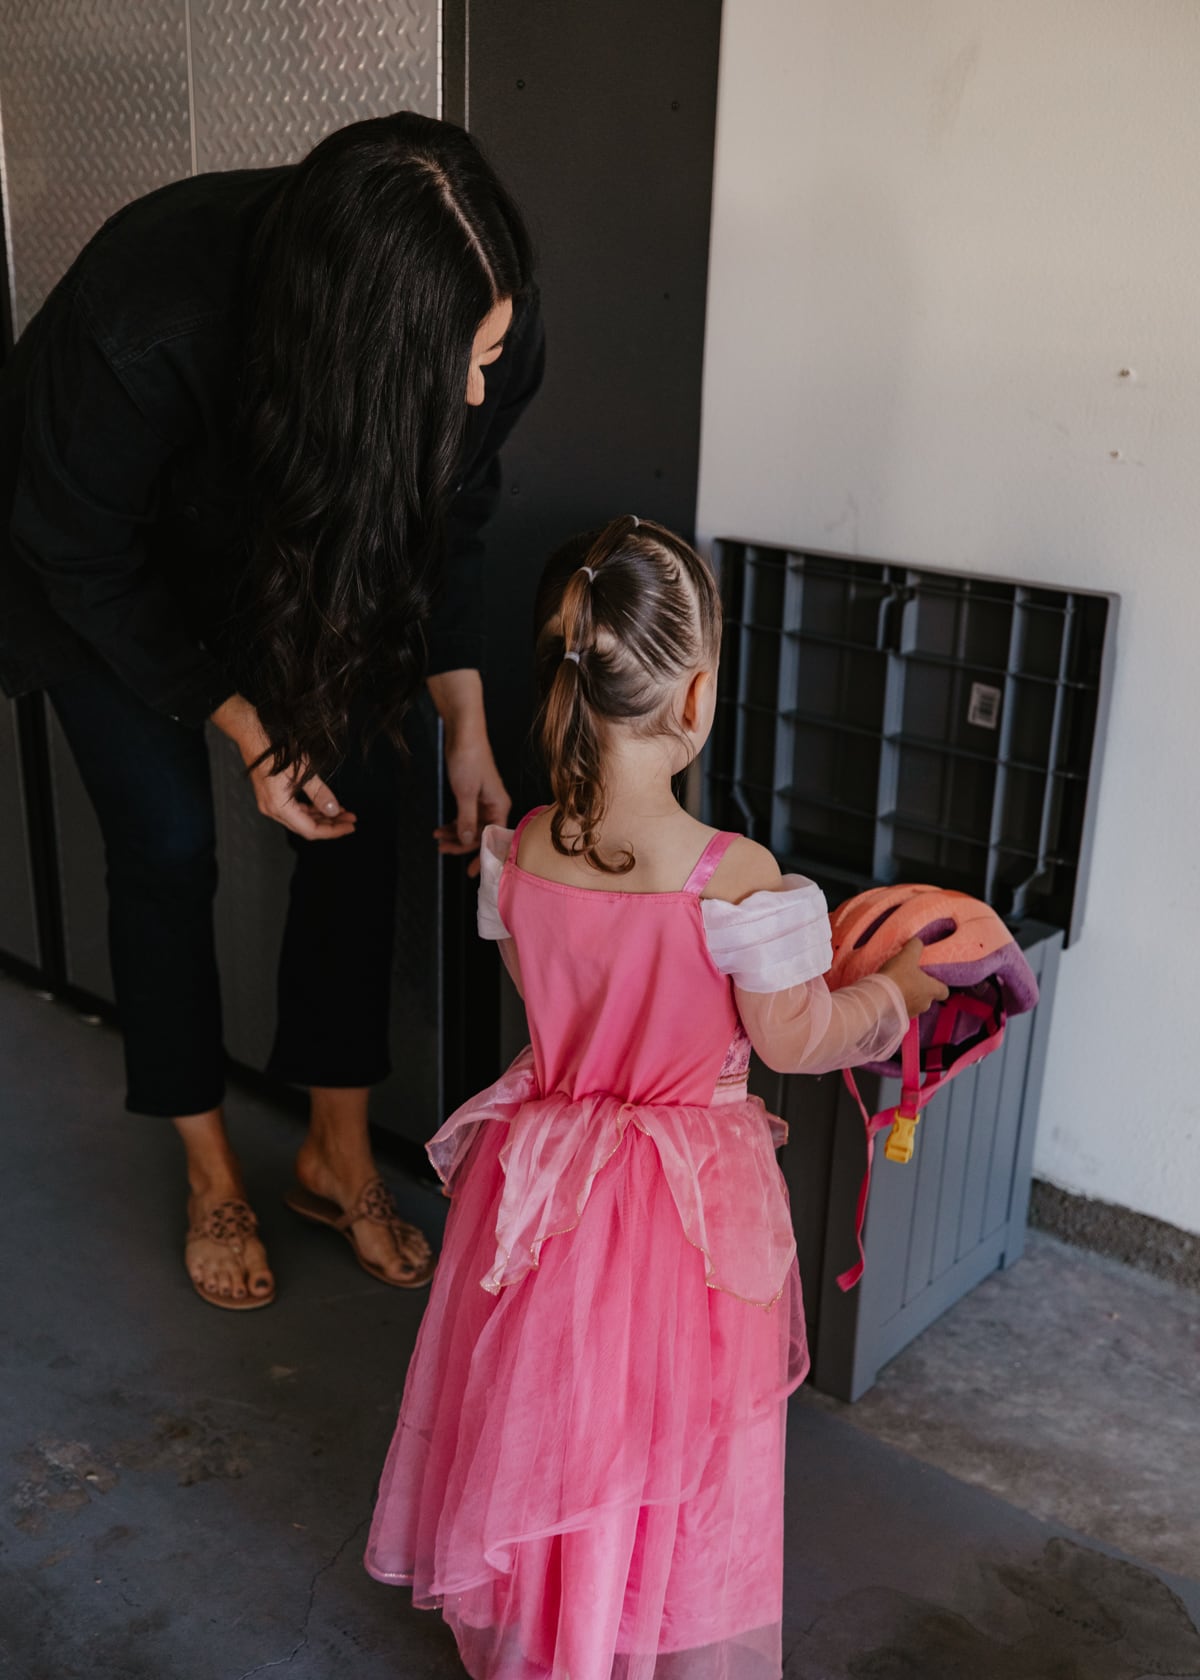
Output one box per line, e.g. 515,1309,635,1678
630,515,640,528
579,566,596,582
563,649,582,664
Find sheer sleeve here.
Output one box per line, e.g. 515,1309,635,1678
476,826,524,997
735,973,908,1076
702,875,909,1075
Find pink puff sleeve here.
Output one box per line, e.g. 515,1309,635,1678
476,826,524,995
702,876,909,1076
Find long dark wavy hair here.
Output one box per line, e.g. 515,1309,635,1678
533,517,723,874
239,112,533,775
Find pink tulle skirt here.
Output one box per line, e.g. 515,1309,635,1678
366,1073,808,1680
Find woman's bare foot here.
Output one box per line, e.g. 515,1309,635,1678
293,1088,432,1286
176,1109,276,1306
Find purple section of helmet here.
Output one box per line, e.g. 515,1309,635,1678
858,945,1039,1078
930,945,1040,1014
916,917,959,946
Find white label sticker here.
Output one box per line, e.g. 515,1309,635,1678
968,682,1002,730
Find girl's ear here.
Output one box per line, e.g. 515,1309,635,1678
681,668,715,733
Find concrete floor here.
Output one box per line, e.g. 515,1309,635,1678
809,1233,1200,1583
2,969,1198,1680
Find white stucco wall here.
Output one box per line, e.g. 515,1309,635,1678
698,0,1200,1233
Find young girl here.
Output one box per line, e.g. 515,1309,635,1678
365,516,946,1679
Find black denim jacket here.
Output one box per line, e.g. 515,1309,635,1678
0,167,544,727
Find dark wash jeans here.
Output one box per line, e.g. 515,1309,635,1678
48,657,402,1117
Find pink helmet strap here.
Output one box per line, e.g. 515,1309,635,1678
836,1001,1007,1292
913,994,996,1096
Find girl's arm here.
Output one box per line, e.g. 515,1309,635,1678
704,839,944,1075
476,824,524,995
735,972,909,1076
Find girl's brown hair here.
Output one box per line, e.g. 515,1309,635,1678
533,515,722,873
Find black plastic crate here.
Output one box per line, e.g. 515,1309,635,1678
705,540,1117,1399
708,544,1114,941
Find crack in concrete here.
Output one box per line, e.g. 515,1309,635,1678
233,1513,370,1679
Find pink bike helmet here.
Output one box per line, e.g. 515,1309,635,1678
827,884,1039,1288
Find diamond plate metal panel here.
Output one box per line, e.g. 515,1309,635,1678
0,0,191,331
188,0,438,173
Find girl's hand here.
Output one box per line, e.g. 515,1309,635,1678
880,938,951,1019
211,694,357,842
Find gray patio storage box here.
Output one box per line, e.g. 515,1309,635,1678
704,541,1116,1400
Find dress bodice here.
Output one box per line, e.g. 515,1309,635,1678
497,836,745,1108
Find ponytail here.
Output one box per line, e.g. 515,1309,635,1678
533,515,721,875
537,554,634,874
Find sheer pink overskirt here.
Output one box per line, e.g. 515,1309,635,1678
366,1089,808,1680
421,1050,798,1307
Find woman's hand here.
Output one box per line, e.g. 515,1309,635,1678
880,938,951,1019
437,733,511,876
427,670,511,877
210,694,357,842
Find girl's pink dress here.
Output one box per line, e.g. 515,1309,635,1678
366,814,906,1680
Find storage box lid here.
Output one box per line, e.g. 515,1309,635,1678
704,542,1117,943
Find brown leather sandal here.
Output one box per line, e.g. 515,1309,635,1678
284,1176,434,1289
186,1198,276,1311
